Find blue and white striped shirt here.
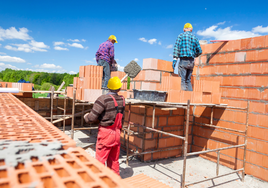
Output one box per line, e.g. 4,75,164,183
173,31,202,59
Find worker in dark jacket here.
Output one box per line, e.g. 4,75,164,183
84,76,125,175
173,23,202,91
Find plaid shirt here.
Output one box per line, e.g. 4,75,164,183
96,40,114,64
173,31,202,59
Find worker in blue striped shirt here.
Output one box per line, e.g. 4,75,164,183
173,23,202,91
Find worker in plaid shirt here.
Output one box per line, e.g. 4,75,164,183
173,23,202,91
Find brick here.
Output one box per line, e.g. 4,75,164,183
231,76,244,86
243,76,256,87
79,65,85,77
246,51,256,62
255,75,268,87
257,114,268,128
111,71,126,79
169,76,181,90
140,82,158,90
202,92,212,103
222,77,233,86
211,93,221,104
77,77,84,89
235,52,246,62
142,58,173,72
76,88,82,100
192,91,202,103
249,101,266,113
67,86,73,98
215,65,228,75
247,88,261,100
251,35,266,49
241,37,253,50
144,70,161,82
22,83,33,91
142,58,158,70
250,63,262,74
181,91,193,103
83,89,102,102
257,49,268,61
167,90,180,103
221,39,241,52
239,64,251,74
157,59,173,72
73,77,78,89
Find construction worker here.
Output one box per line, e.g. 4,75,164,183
173,23,202,91
96,35,118,89
84,76,125,175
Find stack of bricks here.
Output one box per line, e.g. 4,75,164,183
67,65,103,102
120,106,193,161
191,35,268,182
0,93,132,188
111,58,222,104
0,82,34,98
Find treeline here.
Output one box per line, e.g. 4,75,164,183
0,68,78,90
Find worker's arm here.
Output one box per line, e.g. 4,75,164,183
109,44,115,64
173,35,181,60
84,97,105,123
194,37,202,57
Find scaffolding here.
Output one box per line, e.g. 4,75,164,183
122,99,249,188
47,88,249,188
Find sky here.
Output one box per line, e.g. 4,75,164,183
0,0,268,74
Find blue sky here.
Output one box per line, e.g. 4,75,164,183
0,0,268,74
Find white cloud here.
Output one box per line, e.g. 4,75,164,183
93,58,96,60
68,43,84,49
54,41,64,46
197,23,260,40
0,55,26,63
217,21,226,25
0,27,32,41
27,63,31,65
169,54,172,57
139,37,147,42
139,37,159,45
166,44,173,49
134,58,139,62
117,64,124,71
252,26,268,33
69,71,77,74
148,38,157,44
35,63,62,69
0,44,1,47
0,52,6,55
85,60,95,64
81,39,86,42
29,40,49,52
5,40,49,52
84,46,88,50
54,46,69,51
0,63,20,71
68,39,80,42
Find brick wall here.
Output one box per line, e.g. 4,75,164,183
192,35,268,181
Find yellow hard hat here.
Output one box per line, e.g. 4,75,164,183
108,35,118,43
184,23,193,29
107,76,122,90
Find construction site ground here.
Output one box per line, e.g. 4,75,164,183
62,126,268,188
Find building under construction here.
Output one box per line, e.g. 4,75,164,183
1,35,268,188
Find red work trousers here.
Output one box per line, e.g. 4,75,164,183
95,94,124,175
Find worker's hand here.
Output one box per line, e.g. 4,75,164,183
84,113,89,123
172,60,177,70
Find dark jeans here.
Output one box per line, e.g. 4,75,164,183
178,58,194,91
98,59,110,88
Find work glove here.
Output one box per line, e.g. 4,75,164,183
172,60,177,70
